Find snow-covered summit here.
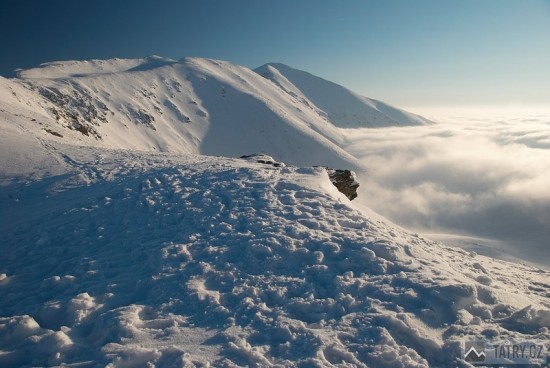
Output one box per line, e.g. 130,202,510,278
4,56,361,169
255,62,432,128
5,56,434,171
15,55,178,79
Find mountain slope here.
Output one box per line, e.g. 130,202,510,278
1,56,360,169
255,63,431,128
0,143,548,367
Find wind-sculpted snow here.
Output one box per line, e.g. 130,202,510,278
1,147,548,367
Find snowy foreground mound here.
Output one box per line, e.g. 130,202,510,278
1,145,549,367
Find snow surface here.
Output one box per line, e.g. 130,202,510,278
1,57,549,367
1,141,549,367
254,63,432,128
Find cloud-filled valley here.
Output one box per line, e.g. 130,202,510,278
344,111,550,267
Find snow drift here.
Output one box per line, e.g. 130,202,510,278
1,144,548,367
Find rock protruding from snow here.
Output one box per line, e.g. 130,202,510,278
326,168,360,200
240,154,286,167
241,154,359,200
255,63,432,128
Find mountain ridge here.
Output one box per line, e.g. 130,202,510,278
255,62,432,128
2,57,362,169
3,56,430,170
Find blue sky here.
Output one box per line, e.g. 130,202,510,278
1,0,549,108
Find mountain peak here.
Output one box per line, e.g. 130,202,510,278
258,62,333,83
15,55,178,79
2,55,360,170
255,63,431,128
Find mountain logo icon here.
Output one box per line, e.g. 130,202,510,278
464,341,486,363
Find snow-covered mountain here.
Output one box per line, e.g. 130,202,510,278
1,56,431,171
255,63,431,128
1,57,549,367
1,56,361,169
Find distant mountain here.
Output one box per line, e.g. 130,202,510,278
1,56,359,169
15,55,178,79
255,63,431,128
1,56,433,172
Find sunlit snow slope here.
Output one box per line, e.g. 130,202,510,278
1,56,359,169
255,63,431,128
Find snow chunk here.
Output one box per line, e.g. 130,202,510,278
501,305,550,334
0,315,42,344
66,292,98,323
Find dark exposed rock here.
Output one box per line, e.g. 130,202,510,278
37,86,108,139
73,123,91,136
240,154,360,200
43,128,63,137
240,154,286,168
325,168,360,201
128,107,156,130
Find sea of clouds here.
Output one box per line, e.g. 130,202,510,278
344,109,550,267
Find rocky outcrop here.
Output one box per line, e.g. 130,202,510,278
35,85,109,139
240,154,359,200
240,154,286,168
325,168,360,200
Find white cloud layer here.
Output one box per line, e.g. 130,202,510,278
344,111,550,266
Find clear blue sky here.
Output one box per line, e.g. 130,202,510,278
1,0,549,108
